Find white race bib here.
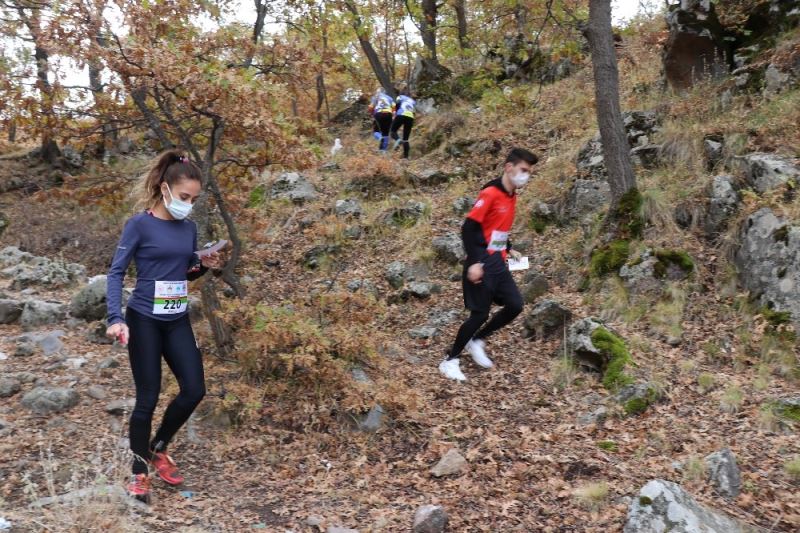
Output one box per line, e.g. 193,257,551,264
153,280,188,315
487,230,509,252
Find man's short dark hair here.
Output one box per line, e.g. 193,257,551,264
505,147,539,166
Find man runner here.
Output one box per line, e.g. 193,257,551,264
439,147,539,382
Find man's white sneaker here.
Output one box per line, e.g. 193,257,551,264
439,358,467,382
466,339,493,368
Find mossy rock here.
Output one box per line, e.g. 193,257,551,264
590,326,635,392
760,307,792,327
616,383,660,417
771,399,800,423
653,249,694,280
590,239,631,278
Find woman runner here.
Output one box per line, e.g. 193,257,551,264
105,149,224,501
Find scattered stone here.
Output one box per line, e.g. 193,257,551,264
412,167,466,186
20,300,67,330
705,448,742,499
14,340,35,357
269,172,318,204
0,298,23,324
380,200,427,227
521,269,550,304
69,276,108,321
354,404,386,433
30,330,65,355
431,449,468,478
97,356,120,370
432,234,464,265
703,137,724,170
334,198,363,218
409,326,438,339
21,387,80,415
346,279,377,295
105,399,136,416
623,479,753,533
735,208,800,331
62,146,84,168
427,309,461,327
630,144,663,169
343,369,369,389
452,196,473,215
402,281,440,300
764,64,791,97
704,175,740,238
522,300,572,341
385,261,408,289
0,377,22,398
66,357,88,370
327,527,359,533
735,153,800,194
87,321,113,345
413,505,449,533
86,385,107,401
577,406,609,427
301,244,340,270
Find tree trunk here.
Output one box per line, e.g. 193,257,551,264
586,0,636,208
34,41,59,164
420,0,438,62
343,0,396,96
129,85,172,150
244,0,269,68
454,0,469,50
7,120,16,143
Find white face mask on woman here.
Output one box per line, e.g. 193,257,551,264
163,184,193,220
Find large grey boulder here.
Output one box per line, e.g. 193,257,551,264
413,505,449,533
0,298,23,324
619,251,663,296
561,179,611,223
412,167,466,186
705,448,741,499
704,175,739,238
735,153,800,194
20,301,67,330
0,247,85,290
662,1,731,91
735,208,800,331
69,276,107,321
21,387,80,415
764,64,792,97
270,172,318,204
624,479,756,533
353,404,387,433
521,269,550,303
432,234,464,265
522,300,572,341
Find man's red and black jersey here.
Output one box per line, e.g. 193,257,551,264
463,177,516,265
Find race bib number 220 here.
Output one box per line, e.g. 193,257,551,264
153,280,188,315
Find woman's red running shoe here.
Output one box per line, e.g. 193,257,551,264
150,452,184,485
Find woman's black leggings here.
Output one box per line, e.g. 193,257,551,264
126,308,205,474
390,115,414,158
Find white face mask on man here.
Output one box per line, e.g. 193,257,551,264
511,171,530,188
163,184,193,220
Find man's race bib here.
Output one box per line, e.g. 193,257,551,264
487,230,509,252
153,280,188,315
